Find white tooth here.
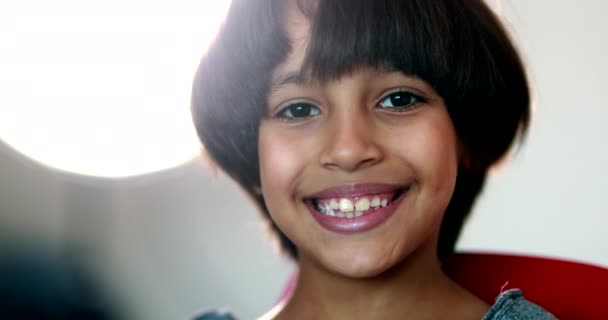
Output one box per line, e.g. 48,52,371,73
339,198,354,212
354,198,370,212
327,209,336,217
381,199,388,207
329,199,339,210
355,210,364,217
345,212,354,218
337,211,346,218
370,196,380,208
324,204,333,216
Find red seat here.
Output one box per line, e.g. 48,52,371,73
442,253,608,320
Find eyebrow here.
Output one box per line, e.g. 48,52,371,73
270,71,311,92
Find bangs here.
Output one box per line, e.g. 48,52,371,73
301,0,453,88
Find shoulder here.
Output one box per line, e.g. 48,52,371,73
193,310,238,320
483,289,557,320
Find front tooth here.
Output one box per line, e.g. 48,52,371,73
370,196,380,208
355,210,364,217
337,211,346,218
329,199,339,210
345,212,354,218
339,198,354,212
381,199,388,207
354,198,370,211
324,204,335,216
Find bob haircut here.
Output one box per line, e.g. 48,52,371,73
192,0,530,259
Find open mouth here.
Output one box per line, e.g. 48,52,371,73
307,187,408,219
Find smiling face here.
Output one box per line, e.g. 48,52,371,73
257,3,460,278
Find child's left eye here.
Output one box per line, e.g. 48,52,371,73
378,91,423,111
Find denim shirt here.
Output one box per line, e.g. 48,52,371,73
196,289,557,320
483,289,557,320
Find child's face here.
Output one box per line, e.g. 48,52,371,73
258,1,460,277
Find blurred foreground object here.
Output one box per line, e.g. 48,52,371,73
0,246,117,319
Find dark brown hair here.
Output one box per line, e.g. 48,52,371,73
192,0,530,259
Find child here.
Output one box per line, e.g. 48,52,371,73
191,0,556,319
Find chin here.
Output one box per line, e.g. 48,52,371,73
323,248,406,279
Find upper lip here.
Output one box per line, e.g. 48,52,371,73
305,183,407,199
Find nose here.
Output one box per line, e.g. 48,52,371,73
320,111,383,172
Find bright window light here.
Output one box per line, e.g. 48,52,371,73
0,1,231,178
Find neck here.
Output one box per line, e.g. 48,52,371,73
268,240,488,320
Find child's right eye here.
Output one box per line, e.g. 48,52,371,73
276,102,321,121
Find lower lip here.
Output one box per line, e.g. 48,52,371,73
305,191,407,234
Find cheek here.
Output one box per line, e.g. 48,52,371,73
258,123,313,199
420,130,458,180
258,123,317,244
417,115,459,202
259,127,288,194
390,112,459,201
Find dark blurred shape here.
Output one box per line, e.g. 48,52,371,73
0,246,117,320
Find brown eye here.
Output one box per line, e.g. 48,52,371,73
277,102,320,120
378,91,423,111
